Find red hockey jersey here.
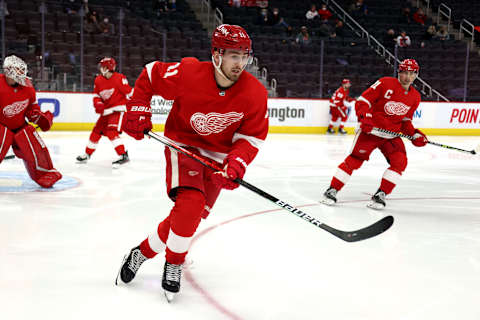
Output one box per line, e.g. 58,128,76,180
0,74,40,131
93,72,133,115
129,57,269,165
329,86,353,109
356,77,421,133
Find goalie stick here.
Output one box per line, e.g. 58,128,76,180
373,127,478,155
145,131,394,242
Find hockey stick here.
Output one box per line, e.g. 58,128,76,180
373,127,478,155
336,106,346,118
145,131,394,242
4,155,15,160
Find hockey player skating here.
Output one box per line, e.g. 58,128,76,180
327,78,354,134
115,24,268,301
76,57,132,168
0,55,62,187
321,59,427,209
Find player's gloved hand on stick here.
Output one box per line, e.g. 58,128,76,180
359,112,374,134
123,104,152,140
28,110,53,131
412,129,428,147
94,101,105,114
211,155,246,190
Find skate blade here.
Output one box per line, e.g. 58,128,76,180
320,198,336,206
112,161,130,169
164,290,177,303
366,202,385,210
115,254,128,285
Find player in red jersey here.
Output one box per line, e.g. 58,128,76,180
327,78,354,134
115,24,269,300
76,57,132,167
0,55,62,187
321,59,427,209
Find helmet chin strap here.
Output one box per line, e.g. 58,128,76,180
211,53,248,84
212,54,231,82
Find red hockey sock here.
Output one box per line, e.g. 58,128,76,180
165,188,205,265
330,156,364,191
379,168,402,194
106,130,126,155
86,132,101,155
139,216,170,259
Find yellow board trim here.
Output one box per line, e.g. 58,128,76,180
50,123,166,131
49,124,480,136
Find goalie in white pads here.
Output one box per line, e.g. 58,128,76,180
0,55,62,187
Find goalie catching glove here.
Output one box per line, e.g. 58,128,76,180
123,104,153,140
211,154,247,190
26,109,53,131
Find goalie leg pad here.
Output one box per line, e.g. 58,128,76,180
0,124,14,163
13,125,62,188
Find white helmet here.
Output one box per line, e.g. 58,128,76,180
3,55,31,86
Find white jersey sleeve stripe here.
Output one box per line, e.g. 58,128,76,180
357,96,371,108
232,133,264,150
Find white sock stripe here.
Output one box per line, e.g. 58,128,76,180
147,230,166,253
87,141,98,149
166,229,192,254
334,167,351,184
111,138,124,148
383,169,402,184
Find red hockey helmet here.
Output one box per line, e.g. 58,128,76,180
398,59,419,73
99,57,116,72
211,24,252,56
342,78,351,85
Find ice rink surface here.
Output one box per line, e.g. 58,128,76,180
1,131,479,320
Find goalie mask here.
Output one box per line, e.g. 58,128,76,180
99,57,116,77
3,55,31,86
211,24,253,80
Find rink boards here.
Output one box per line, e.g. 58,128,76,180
36,92,480,135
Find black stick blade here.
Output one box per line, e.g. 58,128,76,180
4,155,15,160
321,216,394,242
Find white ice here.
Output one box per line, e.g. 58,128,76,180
1,132,479,320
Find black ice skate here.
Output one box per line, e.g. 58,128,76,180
76,153,90,163
112,151,129,168
326,127,335,134
320,187,338,206
367,189,386,210
162,261,183,302
338,127,347,134
115,246,147,285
